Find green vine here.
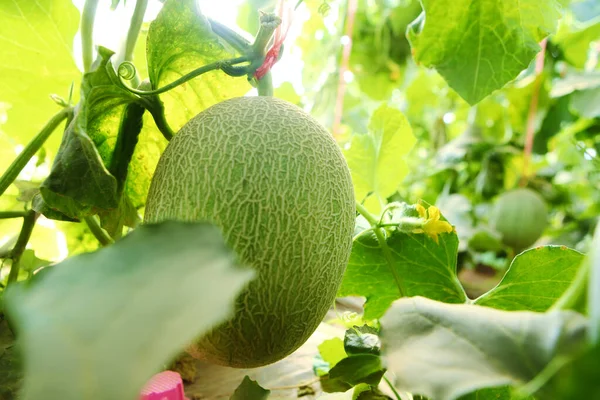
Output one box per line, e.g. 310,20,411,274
81,0,100,73
0,107,73,197
0,211,28,219
84,216,115,247
6,210,39,287
121,0,149,87
208,18,252,54
114,56,251,96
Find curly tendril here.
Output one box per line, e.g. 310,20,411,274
118,61,138,81
112,56,251,97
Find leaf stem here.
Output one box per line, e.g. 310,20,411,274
81,0,100,73
384,376,402,400
0,107,73,198
355,202,405,297
0,211,28,220
549,257,589,312
144,98,174,141
208,18,251,54
123,0,148,63
518,355,572,397
84,216,115,247
355,201,378,226
7,210,38,287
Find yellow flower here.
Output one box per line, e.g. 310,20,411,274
412,205,453,244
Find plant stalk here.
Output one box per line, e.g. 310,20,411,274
81,0,100,73
0,107,73,198
84,216,114,247
251,13,281,58
208,18,251,54
121,0,148,87
144,98,174,141
6,210,38,286
123,0,148,63
0,211,28,220
257,72,274,96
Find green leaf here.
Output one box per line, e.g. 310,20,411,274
31,193,79,222
40,48,142,220
338,217,467,320
230,376,270,400
17,250,51,278
344,325,381,356
407,0,561,104
545,344,600,398
123,113,167,209
570,88,600,118
457,386,532,400
328,354,386,387
318,337,347,368
381,296,588,400
39,116,119,218
554,16,600,68
344,105,415,212
475,246,585,312
0,319,22,400
5,222,254,400
354,385,392,400
0,0,80,155
98,194,140,240
146,0,250,133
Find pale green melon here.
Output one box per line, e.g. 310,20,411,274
144,96,355,368
491,188,548,250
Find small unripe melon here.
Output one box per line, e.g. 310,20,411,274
490,188,548,250
144,96,355,368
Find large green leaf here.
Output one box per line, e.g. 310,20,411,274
343,105,416,212
381,296,588,400
338,216,467,319
407,0,561,104
475,246,585,312
5,222,253,400
146,0,251,133
0,0,80,152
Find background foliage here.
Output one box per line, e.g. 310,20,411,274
1,0,599,399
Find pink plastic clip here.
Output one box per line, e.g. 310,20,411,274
139,371,188,400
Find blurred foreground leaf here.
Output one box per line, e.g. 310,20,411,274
381,297,588,400
6,222,253,400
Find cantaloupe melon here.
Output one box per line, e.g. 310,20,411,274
490,188,548,250
144,96,355,368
